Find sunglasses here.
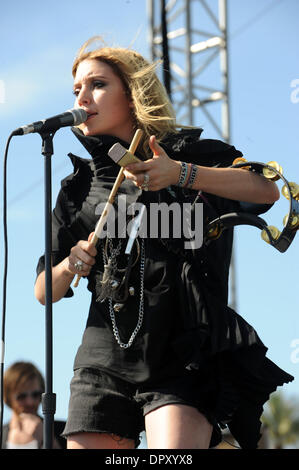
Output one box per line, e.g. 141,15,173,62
15,390,43,401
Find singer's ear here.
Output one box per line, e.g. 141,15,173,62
124,88,134,107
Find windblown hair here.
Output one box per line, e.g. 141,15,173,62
4,362,45,408
72,36,179,156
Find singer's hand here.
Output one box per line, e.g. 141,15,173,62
35,232,97,304
66,232,97,276
124,135,181,191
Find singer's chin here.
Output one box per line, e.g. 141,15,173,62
77,123,90,136
82,128,95,136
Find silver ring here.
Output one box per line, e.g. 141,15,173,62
74,260,84,272
141,172,150,191
143,173,150,184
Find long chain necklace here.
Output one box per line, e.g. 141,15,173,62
102,238,145,349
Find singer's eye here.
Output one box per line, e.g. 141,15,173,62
72,80,106,97
93,80,106,89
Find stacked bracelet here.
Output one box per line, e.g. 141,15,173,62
177,161,189,187
177,162,198,189
186,163,198,189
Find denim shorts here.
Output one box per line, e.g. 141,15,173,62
62,367,221,448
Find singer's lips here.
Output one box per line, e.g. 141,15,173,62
86,112,98,121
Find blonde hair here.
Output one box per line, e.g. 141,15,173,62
72,36,179,156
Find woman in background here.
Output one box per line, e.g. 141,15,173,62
2,361,65,448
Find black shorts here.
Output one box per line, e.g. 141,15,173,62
62,367,221,448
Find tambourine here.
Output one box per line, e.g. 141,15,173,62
204,159,299,253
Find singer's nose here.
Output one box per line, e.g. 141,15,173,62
76,86,91,106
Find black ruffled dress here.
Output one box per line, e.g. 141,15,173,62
36,127,294,448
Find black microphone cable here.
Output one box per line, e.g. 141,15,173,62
0,132,15,449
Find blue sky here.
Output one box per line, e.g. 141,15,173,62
1,0,298,440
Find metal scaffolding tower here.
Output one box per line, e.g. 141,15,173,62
147,0,230,139
147,0,237,309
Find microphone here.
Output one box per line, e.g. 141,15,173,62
12,108,88,136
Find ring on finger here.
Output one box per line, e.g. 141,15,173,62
143,173,150,185
74,260,84,272
141,172,150,191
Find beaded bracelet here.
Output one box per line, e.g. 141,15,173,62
177,161,189,187
186,163,198,189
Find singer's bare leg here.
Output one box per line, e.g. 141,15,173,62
67,432,135,449
145,404,212,449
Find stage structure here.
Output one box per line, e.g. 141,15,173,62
147,0,237,309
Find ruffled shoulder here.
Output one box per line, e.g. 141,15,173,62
60,153,92,189
161,128,243,167
59,153,94,210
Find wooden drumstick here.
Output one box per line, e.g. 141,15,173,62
73,128,143,288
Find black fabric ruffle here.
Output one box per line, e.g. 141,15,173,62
172,259,294,448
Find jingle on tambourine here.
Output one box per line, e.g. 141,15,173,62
283,213,299,229
261,225,281,244
282,182,299,200
262,161,283,181
232,157,251,170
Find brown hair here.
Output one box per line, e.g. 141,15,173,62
4,362,45,408
72,36,179,156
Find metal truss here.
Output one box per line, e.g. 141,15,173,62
147,0,230,143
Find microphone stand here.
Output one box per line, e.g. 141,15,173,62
40,131,56,449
